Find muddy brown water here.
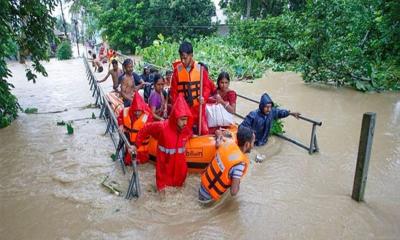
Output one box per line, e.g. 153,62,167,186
1,58,399,239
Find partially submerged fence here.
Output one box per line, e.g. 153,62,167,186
84,57,140,200
235,94,322,154
84,52,322,200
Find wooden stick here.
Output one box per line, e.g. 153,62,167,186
198,65,203,135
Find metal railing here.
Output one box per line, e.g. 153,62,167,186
236,94,322,154
84,49,322,201
84,57,140,200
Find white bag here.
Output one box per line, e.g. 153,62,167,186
206,104,234,127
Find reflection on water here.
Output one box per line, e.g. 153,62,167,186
0,61,399,239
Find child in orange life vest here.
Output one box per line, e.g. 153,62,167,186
198,126,255,204
117,91,153,165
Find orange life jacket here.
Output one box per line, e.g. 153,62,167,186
200,141,249,200
122,108,150,148
175,61,202,107
107,49,114,59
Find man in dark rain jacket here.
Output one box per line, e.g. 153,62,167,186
239,93,301,146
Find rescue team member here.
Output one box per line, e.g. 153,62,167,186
118,91,153,165
240,93,301,146
198,126,255,204
97,59,123,92
134,95,193,192
170,41,215,135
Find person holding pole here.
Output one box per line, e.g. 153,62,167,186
170,41,215,135
239,93,301,147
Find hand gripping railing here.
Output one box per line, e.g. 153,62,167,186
236,94,322,154
83,57,141,199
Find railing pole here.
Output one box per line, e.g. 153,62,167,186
352,112,376,202
83,57,141,199
309,124,317,154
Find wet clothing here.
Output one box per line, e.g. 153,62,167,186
239,93,289,146
118,92,153,164
199,163,245,201
208,89,237,106
148,90,165,117
199,141,249,201
207,89,237,134
171,60,214,135
140,73,152,101
136,95,193,191
123,99,131,107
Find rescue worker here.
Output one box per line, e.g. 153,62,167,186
239,93,301,146
118,91,153,165
134,95,193,191
198,126,255,204
170,41,215,135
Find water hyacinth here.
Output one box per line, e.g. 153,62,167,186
136,35,270,81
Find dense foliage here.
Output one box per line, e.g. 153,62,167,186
220,0,306,18
71,0,216,53
137,35,270,80
57,41,73,60
226,0,400,91
1,0,57,128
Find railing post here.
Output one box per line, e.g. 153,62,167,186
309,123,320,154
313,133,319,153
352,112,376,202
126,155,140,199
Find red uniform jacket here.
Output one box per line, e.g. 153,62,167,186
118,91,153,164
136,95,193,191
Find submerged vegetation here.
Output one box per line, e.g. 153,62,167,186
137,35,271,80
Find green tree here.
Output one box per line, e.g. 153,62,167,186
55,15,72,35
97,0,146,53
1,0,57,128
144,0,216,43
57,41,73,60
219,0,305,19
228,0,400,91
71,0,216,53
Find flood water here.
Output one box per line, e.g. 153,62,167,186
1,58,399,239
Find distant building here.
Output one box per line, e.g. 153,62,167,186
53,29,68,40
